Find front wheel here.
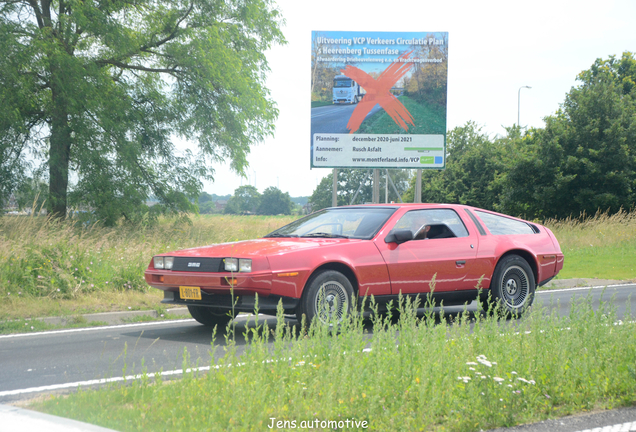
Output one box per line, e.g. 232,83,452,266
489,255,535,316
298,270,354,327
187,305,235,327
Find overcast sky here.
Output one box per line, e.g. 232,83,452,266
198,0,636,198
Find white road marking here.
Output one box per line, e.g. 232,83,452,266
575,421,636,431
0,366,213,397
0,313,266,339
0,319,195,340
538,284,634,294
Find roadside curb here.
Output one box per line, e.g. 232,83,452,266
34,307,191,326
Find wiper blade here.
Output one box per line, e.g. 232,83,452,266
264,233,298,238
301,233,349,239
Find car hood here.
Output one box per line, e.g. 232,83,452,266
162,238,359,258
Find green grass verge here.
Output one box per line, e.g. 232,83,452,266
33,296,636,431
311,100,332,108
357,95,446,135
545,210,636,281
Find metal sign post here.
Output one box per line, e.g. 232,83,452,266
332,168,338,207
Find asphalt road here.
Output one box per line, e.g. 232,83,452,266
1,284,634,404
310,101,383,136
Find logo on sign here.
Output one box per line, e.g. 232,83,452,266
187,262,201,268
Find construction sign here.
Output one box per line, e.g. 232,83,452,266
311,31,448,169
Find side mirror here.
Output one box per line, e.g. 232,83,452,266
384,229,413,244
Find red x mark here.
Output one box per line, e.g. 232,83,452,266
342,51,415,134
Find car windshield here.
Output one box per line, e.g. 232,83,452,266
264,207,396,240
333,79,352,88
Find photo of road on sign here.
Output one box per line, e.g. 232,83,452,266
310,31,448,169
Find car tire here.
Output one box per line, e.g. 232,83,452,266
187,305,234,327
298,270,354,326
489,254,535,316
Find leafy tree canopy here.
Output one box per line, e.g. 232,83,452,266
224,185,260,214
0,0,285,224
258,186,293,215
500,52,636,219
309,169,412,212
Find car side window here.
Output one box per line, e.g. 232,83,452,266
393,209,469,239
474,210,535,235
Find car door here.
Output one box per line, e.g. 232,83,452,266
376,209,479,294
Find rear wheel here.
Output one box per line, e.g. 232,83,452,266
489,255,535,316
298,270,354,327
187,305,235,327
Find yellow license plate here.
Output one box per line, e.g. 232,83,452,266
179,286,201,300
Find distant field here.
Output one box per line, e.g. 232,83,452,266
0,209,634,327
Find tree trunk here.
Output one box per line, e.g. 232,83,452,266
48,65,72,219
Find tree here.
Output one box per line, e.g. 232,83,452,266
402,122,507,210
309,169,412,211
258,186,293,215
500,52,636,219
0,0,285,222
224,185,261,214
14,176,48,211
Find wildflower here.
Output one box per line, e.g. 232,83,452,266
91,284,94,288
544,394,551,399
57,288,60,292
160,314,164,318
128,307,132,310
75,268,78,271
466,362,477,366
37,275,43,279
469,367,475,371
493,377,504,383
31,326,34,330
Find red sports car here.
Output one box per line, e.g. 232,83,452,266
144,204,564,326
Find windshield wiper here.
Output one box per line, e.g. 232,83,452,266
301,233,349,239
264,233,299,238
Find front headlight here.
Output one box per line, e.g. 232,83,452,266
238,259,252,273
153,256,165,269
164,256,174,270
224,258,238,272
224,258,252,272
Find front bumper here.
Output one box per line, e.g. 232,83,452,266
161,290,299,314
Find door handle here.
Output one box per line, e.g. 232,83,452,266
456,260,466,266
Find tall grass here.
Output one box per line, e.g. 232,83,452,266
2,207,635,321
35,295,636,431
0,214,296,319
544,209,636,280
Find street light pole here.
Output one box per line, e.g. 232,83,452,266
518,86,531,127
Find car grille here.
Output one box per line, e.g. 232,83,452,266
171,257,225,272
